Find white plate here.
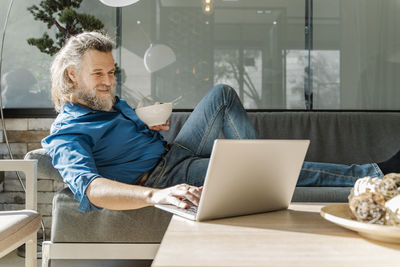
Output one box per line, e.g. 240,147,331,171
320,203,400,243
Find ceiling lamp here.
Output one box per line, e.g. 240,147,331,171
144,43,176,73
99,0,140,7
202,0,214,15
98,0,176,73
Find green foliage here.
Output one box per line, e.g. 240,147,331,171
27,0,104,56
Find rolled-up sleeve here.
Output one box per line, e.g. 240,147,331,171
42,133,102,213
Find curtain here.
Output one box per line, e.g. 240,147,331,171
342,0,400,109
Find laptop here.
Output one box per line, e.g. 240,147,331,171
155,139,310,221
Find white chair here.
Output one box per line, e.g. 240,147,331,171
0,160,41,267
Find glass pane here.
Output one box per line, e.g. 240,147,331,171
311,50,340,109
2,0,399,111
0,1,11,41
243,49,263,109
0,0,115,108
314,0,400,110
1,0,51,108
214,48,240,92
286,50,307,109
120,0,306,109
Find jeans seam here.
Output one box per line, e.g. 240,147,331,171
225,109,241,139
196,103,224,155
372,163,384,177
171,142,194,153
301,167,359,179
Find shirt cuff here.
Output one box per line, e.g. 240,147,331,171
78,193,103,213
77,175,103,213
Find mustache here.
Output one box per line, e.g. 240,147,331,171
95,85,115,92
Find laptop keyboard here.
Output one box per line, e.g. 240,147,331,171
180,205,198,216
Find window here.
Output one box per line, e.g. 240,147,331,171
1,0,400,112
120,0,305,109
0,0,115,111
286,49,340,109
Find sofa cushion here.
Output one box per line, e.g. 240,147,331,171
165,112,400,164
51,188,172,243
50,186,349,243
292,187,351,202
28,111,400,243
27,111,400,182
248,112,400,164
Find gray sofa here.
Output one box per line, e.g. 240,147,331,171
25,111,400,266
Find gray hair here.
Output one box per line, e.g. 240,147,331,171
50,31,114,112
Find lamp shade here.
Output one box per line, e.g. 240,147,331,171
144,43,176,73
99,0,140,7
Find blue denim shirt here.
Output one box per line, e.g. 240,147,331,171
42,97,166,212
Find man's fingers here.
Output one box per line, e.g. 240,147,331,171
149,121,170,131
172,184,190,194
184,191,200,206
171,184,201,206
168,195,188,209
188,186,202,199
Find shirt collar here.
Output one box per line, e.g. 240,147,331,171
112,96,127,112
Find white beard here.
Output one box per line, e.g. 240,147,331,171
75,84,116,111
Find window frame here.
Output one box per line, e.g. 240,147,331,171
2,0,400,116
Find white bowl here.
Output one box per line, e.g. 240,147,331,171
135,102,172,127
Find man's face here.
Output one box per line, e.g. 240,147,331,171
69,49,116,111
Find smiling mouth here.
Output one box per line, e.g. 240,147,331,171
97,89,110,94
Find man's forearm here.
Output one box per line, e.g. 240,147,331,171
86,177,157,210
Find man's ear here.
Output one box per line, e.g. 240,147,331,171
66,66,78,83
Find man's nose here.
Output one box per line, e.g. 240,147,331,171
103,74,114,86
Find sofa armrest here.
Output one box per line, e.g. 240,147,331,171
0,160,37,210
25,148,62,181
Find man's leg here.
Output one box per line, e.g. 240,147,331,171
173,84,257,156
377,149,400,174
144,84,256,188
155,84,383,188
143,148,210,188
297,161,384,186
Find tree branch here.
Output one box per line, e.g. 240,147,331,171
52,18,67,33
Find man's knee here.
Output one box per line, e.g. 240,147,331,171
210,84,238,99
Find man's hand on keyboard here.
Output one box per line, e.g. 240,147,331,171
150,184,203,209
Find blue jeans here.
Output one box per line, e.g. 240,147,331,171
143,84,383,188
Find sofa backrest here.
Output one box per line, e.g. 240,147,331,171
163,111,400,165
26,111,400,181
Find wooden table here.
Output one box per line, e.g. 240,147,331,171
152,203,400,267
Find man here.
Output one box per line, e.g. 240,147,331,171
42,32,395,213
